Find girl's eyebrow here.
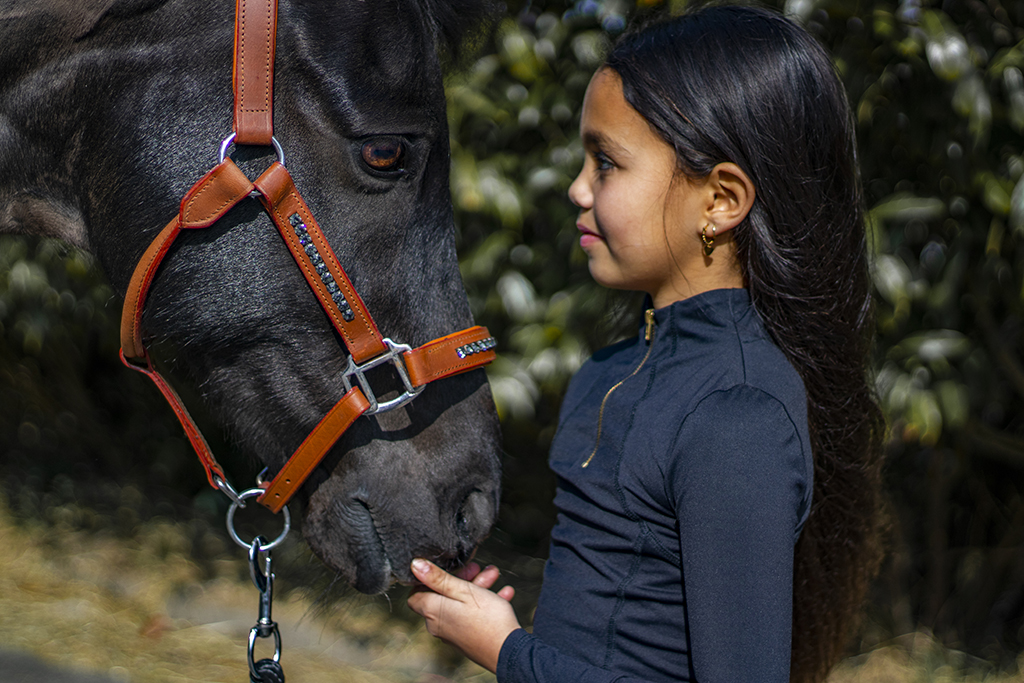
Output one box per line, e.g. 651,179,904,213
582,131,628,157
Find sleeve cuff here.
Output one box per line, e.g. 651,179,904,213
496,628,534,683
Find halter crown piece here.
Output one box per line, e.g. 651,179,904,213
119,0,496,514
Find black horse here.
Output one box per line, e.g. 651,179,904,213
0,0,501,594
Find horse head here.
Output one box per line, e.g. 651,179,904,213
0,0,501,593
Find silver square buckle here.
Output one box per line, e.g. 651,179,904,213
341,338,424,415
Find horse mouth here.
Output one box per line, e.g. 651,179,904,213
346,499,394,594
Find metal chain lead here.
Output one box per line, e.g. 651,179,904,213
247,536,285,683
224,484,290,682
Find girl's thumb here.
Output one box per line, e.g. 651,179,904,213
411,558,437,584
411,558,463,599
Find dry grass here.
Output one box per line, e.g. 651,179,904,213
829,632,1024,683
0,497,491,683
2,495,1022,683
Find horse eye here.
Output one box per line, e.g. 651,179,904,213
361,138,404,173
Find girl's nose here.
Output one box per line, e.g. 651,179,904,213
568,168,592,209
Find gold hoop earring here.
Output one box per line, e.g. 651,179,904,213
701,223,716,256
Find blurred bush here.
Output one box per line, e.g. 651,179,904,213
811,0,1024,659
3,0,1024,667
0,235,252,528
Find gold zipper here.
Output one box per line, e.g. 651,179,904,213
581,309,656,468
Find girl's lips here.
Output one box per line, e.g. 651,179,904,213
578,223,602,248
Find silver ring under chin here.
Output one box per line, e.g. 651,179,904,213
226,488,291,551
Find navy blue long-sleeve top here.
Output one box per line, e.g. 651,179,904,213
497,288,813,683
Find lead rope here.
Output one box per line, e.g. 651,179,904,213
248,537,285,683
226,487,292,682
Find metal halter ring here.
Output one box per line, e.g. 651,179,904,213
226,488,292,551
218,132,286,167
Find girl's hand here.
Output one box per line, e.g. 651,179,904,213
407,558,521,673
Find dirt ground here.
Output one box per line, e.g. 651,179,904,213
2,496,1022,683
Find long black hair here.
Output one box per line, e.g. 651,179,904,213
604,5,886,682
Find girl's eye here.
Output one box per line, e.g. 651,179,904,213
361,138,405,174
594,152,614,171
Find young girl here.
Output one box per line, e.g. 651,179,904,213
408,5,885,683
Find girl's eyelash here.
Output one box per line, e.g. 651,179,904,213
594,151,614,170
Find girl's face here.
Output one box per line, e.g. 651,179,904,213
569,69,709,308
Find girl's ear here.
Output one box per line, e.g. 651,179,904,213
704,162,755,234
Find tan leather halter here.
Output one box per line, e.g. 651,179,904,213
119,0,496,514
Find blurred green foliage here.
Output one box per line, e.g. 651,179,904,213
0,236,251,528
3,0,1024,666
806,0,1024,658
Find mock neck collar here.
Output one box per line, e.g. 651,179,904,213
641,288,756,340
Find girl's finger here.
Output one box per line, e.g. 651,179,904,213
411,558,463,599
471,565,501,589
497,585,515,601
406,588,433,617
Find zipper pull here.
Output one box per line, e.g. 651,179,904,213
644,309,655,342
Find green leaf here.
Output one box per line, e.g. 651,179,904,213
980,173,1013,216
869,194,946,223
888,330,971,363
1010,175,1024,233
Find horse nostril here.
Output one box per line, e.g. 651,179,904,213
456,489,495,543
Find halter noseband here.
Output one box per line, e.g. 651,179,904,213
119,0,496,514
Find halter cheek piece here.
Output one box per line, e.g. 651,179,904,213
119,0,496,515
